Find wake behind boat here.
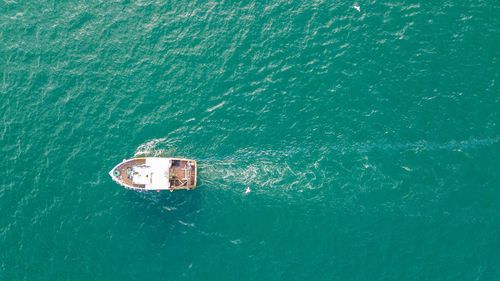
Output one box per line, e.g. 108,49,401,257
109,157,197,191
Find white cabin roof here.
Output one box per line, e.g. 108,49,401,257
130,158,171,190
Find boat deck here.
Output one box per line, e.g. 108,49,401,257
116,158,146,189
169,159,197,189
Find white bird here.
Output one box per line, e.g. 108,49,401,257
353,5,361,12
244,187,251,194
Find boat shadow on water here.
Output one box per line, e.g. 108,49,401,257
123,188,204,239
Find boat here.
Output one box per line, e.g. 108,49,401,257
109,157,197,191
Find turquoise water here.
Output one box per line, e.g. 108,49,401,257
1,0,499,280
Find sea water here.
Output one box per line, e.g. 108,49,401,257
1,0,499,280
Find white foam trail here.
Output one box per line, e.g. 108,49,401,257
197,137,498,193
199,137,499,162
199,159,311,193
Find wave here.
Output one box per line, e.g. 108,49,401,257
133,137,170,157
